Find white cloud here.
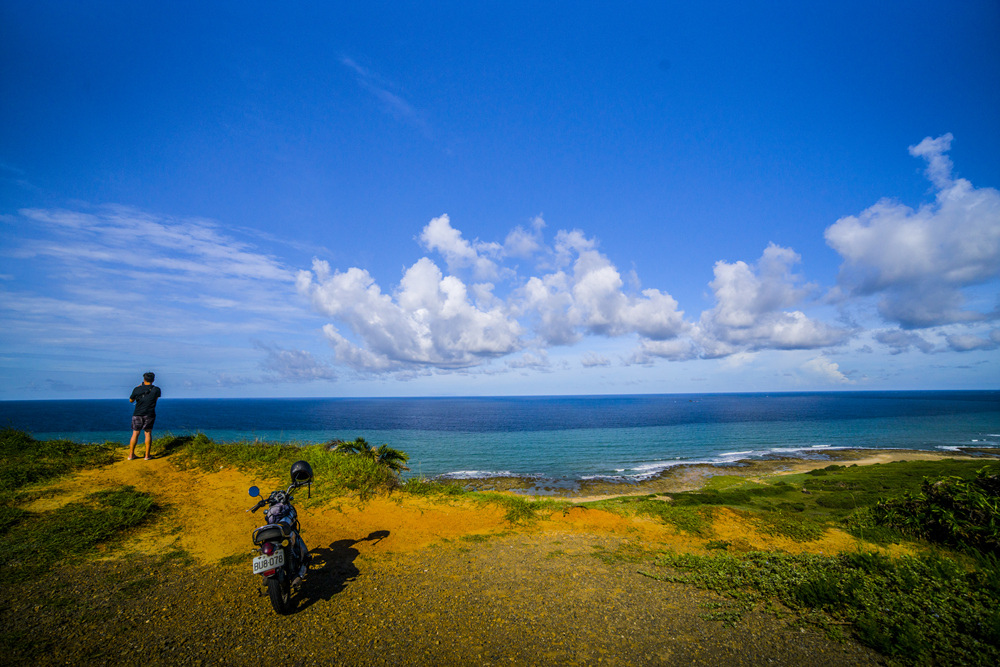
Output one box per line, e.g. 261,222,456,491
825,134,1000,328
298,257,523,372
3,206,304,346
517,233,688,346
802,356,853,384
419,214,503,280
696,244,849,354
503,215,546,258
580,351,611,367
341,56,429,133
22,207,292,282
630,338,700,363
506,350,551,371
301,218,865,374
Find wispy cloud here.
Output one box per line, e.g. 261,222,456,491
341,56,431,136
254,340,337,382
1,205,325,389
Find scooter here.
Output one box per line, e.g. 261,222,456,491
247,460,313,614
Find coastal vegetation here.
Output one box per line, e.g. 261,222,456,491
642,549,1000,664
326,437,411,474
588,461,1000,664
2,428,999,664
0,426,118,494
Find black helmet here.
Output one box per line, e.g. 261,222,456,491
290,460,313,483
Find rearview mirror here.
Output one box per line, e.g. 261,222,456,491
248,486,260,497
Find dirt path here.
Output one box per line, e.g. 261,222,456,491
5,456,887,665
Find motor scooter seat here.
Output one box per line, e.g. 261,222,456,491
253,523,292,544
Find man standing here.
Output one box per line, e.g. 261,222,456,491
128,372,161,461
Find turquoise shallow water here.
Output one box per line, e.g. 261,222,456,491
2,391,997,480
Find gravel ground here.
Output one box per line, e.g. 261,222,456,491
3,532,883,666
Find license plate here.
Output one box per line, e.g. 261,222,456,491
252,550,285,574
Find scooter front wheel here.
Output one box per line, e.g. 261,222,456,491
267,576,291,614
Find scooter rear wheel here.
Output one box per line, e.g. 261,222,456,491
267,576,290,614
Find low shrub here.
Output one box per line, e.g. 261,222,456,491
172,435,402,502
865,466,1000,555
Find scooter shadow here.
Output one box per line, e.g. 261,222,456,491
292,530,390,613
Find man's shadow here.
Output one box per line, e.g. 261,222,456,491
294,530,390,613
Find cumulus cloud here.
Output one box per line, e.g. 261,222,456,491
517,231,689,345
299,214,872,374
504,216,546,258
297,257,523,372
802,356,853,384
825,134,1000,328
695,244,849,355
298,218,701,373
419,214,504,280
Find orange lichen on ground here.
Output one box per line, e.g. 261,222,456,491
27,453,921,565
26,457,514,563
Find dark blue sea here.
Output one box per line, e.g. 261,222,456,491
2,392,997,481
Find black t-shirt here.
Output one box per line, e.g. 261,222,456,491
130,384,162,417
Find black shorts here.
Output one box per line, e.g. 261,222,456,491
132,414,156,432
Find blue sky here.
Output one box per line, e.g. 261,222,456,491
1,1,999,399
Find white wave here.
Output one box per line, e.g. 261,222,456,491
438,470,523,479
720,450,755,457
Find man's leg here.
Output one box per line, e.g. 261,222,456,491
128,430,140,460
144,430,153,460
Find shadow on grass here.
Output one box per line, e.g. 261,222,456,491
293,530,390,613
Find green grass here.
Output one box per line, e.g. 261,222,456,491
472,492,568,524
0,485,159,583
585,459,996,546
751,511,827,542
641,549,1000,665
581,495,713,536
0,427,119,495
600,461,1000,665
399,477,469,497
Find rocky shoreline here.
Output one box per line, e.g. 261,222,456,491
455,447,1000,497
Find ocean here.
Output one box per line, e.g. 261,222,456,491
2,391,997,481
